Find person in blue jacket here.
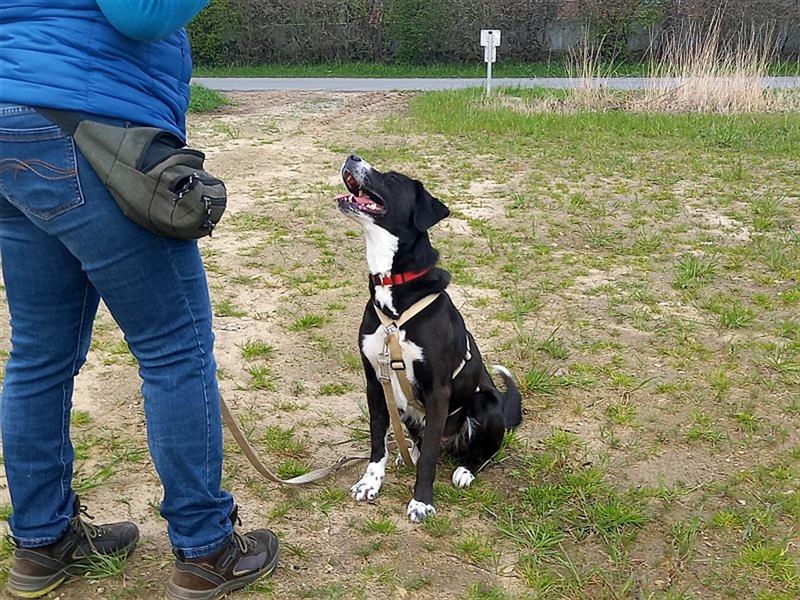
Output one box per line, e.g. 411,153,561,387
0,2,279,598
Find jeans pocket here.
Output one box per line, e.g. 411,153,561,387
0,126,85,221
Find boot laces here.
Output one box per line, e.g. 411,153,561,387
231,513,256,554
72,504,103,549
232,531,257,553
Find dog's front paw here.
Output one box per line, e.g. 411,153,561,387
351,463,385,502
351,476,381,502
452,466,475,488
406,499,436,523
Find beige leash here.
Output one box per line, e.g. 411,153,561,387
220,397,373,485
221,294,442,483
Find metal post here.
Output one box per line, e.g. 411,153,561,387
486,32,493,96
481,30,499,97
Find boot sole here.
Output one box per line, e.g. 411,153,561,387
5,537,139,599
165,546,280,600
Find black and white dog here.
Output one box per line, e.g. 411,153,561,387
337,155,522,523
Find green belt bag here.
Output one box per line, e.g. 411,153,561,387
35,108,226,240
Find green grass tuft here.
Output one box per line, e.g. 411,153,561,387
247,365,277,391
241,339,276,360
289,314,327,331
214,299,247,318
263,425,306,457
674,254,717,289
276,459,311,479
362,515,399,536
319,382,353,396
188,84,229,113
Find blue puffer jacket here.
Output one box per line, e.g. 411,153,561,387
0,0,208,141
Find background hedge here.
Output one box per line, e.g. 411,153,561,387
188,0,800,66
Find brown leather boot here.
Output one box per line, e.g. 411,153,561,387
165,508,279,600
6,497,139,598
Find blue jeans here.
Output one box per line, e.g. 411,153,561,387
0,105,234,558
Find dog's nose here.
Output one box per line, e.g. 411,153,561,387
349,154,362,163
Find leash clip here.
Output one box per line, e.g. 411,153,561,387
378,339,392,381
378,323,405,380
377,351,392,381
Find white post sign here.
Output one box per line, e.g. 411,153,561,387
480,29,501,95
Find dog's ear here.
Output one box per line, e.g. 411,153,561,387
414,181,450,231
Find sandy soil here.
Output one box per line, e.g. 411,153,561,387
0,92,523,600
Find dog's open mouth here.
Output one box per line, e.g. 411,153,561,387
336,169,385,216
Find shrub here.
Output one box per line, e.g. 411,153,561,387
185,0,800,66
388,0,447,63
579,0,672,61
187,0,243,66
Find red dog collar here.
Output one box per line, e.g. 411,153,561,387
370,269,429,286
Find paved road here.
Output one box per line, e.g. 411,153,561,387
193,76,800,92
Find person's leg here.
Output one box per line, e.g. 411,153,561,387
0,108,139,598
47,130,235,559
0,197,99,547
0,106,234,557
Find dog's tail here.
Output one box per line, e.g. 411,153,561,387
492,365,522,429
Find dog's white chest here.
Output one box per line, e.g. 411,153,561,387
361,324,425,417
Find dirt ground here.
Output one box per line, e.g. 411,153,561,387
1,91,798,600
0,93,524,599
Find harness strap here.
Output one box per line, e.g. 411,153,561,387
385,328,426,413
451,335,472,380
371,293,474,467
373,294,441,467
375,293,442,329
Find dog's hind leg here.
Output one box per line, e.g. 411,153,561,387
451,391,505,488
351,361,390,502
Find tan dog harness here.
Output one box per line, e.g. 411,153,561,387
219,291,472,483
373,293,472,466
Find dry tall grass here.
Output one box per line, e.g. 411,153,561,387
565,37,626,110
498,17,798,115
643,16,780,113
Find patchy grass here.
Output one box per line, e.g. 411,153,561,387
2,85,799,599
263,425,307,457
213,298,247,318
375,88,799,598
673,254,717,289
319,382,353,396
362,515,399,536
247,364,277,391
241,339,276,360
288,313,328,331
193,60,800,79
188,84,229,113
194,60,645,79
276,459,311,480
